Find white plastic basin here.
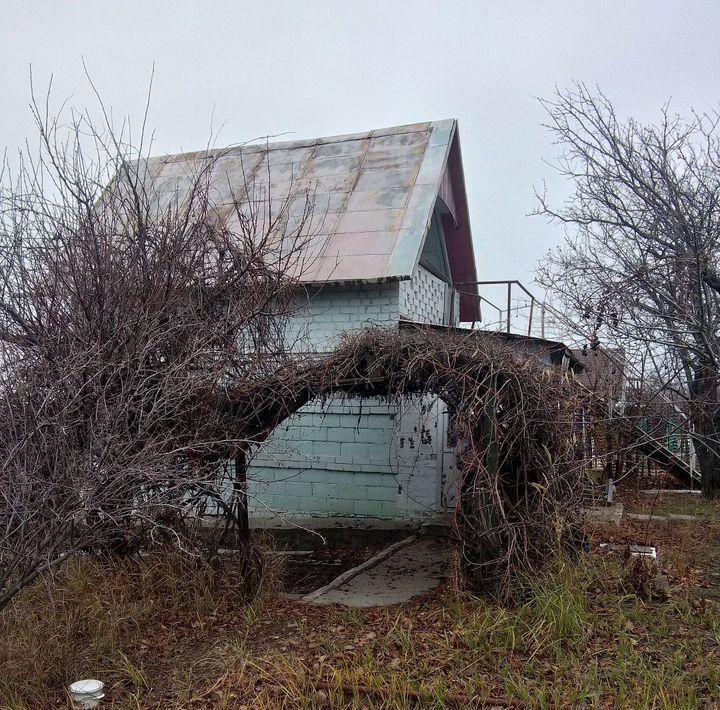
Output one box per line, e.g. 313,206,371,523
68,679,105,708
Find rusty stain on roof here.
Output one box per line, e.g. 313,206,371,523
139,120,461,285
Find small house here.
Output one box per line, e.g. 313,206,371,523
246,120,477,523
142,120,526,524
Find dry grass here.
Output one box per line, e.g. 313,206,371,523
148,553,720,709
621,489,720,518
2,520,720,708
0,549,277,708
0,521,720,710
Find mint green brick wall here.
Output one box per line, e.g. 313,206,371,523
248,393,403,518
247,273,452,522
247,394,447,522
286,282,401,352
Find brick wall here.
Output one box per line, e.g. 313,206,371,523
399,265,458,326
248,282,405,519
394,266,457,517
249,396,400,518
286,283,400,352
393,397,445,518
248,393,449,521
247,270,455,522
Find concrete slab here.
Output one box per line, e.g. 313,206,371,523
310,538,447,607
625,511,703,522
625,512,656,521
582,503,624,524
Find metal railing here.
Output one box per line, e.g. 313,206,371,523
456,280,548,338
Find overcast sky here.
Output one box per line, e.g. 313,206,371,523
2,0,720,288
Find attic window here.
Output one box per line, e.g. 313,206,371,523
419,205,451,282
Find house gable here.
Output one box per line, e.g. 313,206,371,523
138,120,479,320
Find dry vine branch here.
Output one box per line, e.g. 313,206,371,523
223,327,587,597
0,89,323,610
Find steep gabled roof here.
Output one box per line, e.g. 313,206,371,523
140,119,479,319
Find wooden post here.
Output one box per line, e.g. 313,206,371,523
234,450,250,543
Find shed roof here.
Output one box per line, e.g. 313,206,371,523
139,119,479,319
400,320,583,372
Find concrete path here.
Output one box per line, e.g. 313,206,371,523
625,511,703,522
309,538,447,607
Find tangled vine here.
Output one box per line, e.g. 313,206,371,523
222,326,586,597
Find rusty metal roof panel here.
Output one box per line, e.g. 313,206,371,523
141,119,459,283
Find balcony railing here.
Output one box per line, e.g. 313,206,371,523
456,280,550,338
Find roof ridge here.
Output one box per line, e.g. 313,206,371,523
148,120,456,163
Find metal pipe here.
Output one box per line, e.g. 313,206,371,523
506,282,512,333
457,290,503,329
457,280,540,335
527,298,535,337
478,296,502,328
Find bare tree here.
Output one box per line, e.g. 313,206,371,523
536,83,720,496
0,90,320,609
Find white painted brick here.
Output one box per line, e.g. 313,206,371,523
399,265,458,326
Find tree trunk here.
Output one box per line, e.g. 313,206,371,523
691,365,720,498
694,416,720,497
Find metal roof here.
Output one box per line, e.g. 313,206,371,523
138,120,476,292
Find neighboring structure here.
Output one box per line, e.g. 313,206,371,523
574,347,626,408
572,347,627,479
573,346,697,485
141,120,575,523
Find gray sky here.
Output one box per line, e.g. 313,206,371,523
2,0,720,286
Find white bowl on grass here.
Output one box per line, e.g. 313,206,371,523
68,679,105,708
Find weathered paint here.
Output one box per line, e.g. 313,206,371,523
137,120,479,320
